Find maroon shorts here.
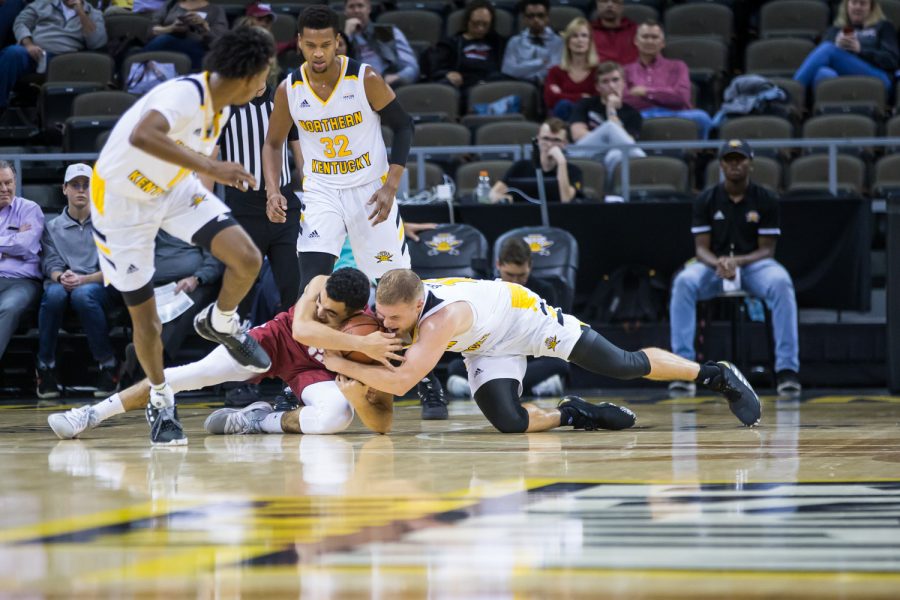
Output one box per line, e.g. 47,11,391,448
247,311,334,397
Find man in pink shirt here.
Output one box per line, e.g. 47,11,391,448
591,0,638,65
623,20,712,138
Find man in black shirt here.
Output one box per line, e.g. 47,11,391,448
568,61,645,176
489,117,584,204
668,140,801,396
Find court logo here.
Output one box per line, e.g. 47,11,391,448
544,335,559,351
746,210,760,223
426,233,463,256
190,194,207,209
374,251,394,263
523,234,554,256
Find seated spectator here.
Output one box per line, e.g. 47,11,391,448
568,61,645,175
591,0,637,66
668,140,801,397
344,0,419,87
2,0,107,110
37,164,120,400
143,0,228,71
445,237,570,398
545,17,599,120
0,160,43,363
429,0,506,94
105,1,166,17
489,117,584,204
118,231,224,387
624,20,712,139
793,0,897,92
501,0,563,86
234,3,291,56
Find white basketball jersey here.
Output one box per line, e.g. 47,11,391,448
95,73,228,200
416,278,564,357
285,57,389,189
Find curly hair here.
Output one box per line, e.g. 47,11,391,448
298,5,340,34
326,268,372,314
203,26,275,79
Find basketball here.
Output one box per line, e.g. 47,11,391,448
339,313,383,364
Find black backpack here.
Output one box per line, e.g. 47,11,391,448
587,265,668,324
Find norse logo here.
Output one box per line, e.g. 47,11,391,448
544,335,559,351
426,233,463,256
374,251,394,263
190,194,207,209
523,234,554,256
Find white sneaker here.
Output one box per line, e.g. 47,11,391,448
446,375,471,398
48,405,99,439
204,401,273,434
668,380,697,397
531,374,564,397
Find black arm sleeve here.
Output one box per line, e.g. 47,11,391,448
378,98,414,167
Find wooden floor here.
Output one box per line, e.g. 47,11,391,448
1,390,899,598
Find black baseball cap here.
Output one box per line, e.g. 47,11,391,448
719,139,753,160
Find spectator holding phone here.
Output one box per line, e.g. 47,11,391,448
144,0,228,70
793,0,897,92
343,0,419,87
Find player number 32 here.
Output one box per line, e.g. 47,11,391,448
320,135,352,158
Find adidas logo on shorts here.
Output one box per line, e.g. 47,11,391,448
308,230,319,239
126,264,138,274
473,368,484,377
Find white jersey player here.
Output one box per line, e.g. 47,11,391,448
262,5,415,288
322,270,764,434
89,27,277,445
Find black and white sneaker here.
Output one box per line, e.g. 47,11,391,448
557,396,636,431
418,374,448,420
193,304,271,373
272,387,300,413
776,369,802,396
146,404,187,446
36,366,61,399
704,361,762,427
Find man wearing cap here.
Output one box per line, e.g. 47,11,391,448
36,163,120,400
241,3,293,55
343,0,419,87
668,140,801,397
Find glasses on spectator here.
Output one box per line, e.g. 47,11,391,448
469,19,491,28
67,181,90,190
524,11,547,19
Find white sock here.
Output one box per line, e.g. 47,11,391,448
261,411,285,433
211,303,237,333
92,394,125,422
150,382,175,408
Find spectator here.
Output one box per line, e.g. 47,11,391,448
0,160,43,363
2,0,107,110
445,236,570,398
624,20,713,139
668,140,801,397
106,1,166,17
489,117,584,204
591,0,637,66
568,61,645,175
429,0,506,94
144,0,228,71
343,0,420,87
37,164,120,400
501,0,563,86
545,17,599,120
793,0,898,92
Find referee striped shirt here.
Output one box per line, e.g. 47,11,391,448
218,85,298,192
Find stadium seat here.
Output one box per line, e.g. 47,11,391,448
455,160,512,201
718,115,794,159
396,83,459,123
493,226,579,312
103,14,152,45
267,0,322,16
881,0,900,28
63,91,136,153
759,0,830,40
613,156,690,200
664,3,733,43
20,184,66,212
872,154,900,198
639,117,698,159
539,6,586,32
408,223,490,280
271,14,297,45
475,121,539,147
405,160,445,192
788,154,866,196
377,10,443,45
813,76,886,120
466,81,540,121
40,53,113,136
395,1,453,18
705,155,782,192
622,4,659,25
46,52,114,84
662,37,728,112
802,114,877,157
121,51,192,89
569,158,606,201
412,122,470,171
446,8,515,38
767,77,807,118
744,38,815,78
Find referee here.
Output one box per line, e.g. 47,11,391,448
201,75,303,319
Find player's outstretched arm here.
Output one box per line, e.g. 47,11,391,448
262,81,294,223
336,375,393,434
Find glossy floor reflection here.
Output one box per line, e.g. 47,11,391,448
1,390,899,598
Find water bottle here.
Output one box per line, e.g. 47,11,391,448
722,243,742,292
475,170,492,204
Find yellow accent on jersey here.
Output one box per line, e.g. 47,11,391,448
506,282,539,311
90,169,106,215
303,56,346,106
319,134,353,158
425,277,477,286
166,167,189,189
94,238,111,256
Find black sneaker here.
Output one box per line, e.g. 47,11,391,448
557,396,636,431
418,374,448,420
36,365,61,399
703,361,762,427
193,304,271,373
94,364,119,397
272,387,300,412
223,383,262,407
146,403,188,446
776,369,802,396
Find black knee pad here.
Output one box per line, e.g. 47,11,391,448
569,328,651,380
299,252,337,292
120,281,155,307
191,214,239,252
473,378,529,433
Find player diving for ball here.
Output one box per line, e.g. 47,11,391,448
48,268,403,444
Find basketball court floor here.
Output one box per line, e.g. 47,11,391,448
0,390,898,598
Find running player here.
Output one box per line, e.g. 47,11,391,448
48,268,401,443
90,27,278,444
322,270,763,433
261,6,415,289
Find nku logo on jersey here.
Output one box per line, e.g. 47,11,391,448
426,233,463,256
374,251,394,263
523,234,554,256
544,335,560,351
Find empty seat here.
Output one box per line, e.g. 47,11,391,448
705,155,782,191
640,117,698,157
47,52,114,84
788,154,866,196
622,4,659,25
569,158,606,200
872,154,900,198
664,3,733,43
882,0,900,28
767,76,807,117
455,160,513,200
377,10,443,45
474,121,539,146
760,0,830,39
396,83,459,122
20,184,66,211
405,160,445,192
63,91,137,153
548,6,586,32
718,115,794,158
40,53,114,135
614,156,690,199
413,122,471,147
467,81,540,121
745,38,815,78
813,76,886,119
802,114,877,156
71,91,136,117
104,14,152,45
663,37,728,112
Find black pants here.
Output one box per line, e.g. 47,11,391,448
226,188,301,318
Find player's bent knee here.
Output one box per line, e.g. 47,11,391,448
121,282,155,307
474,379,530,433
192,215,239,253
303,403,354,434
